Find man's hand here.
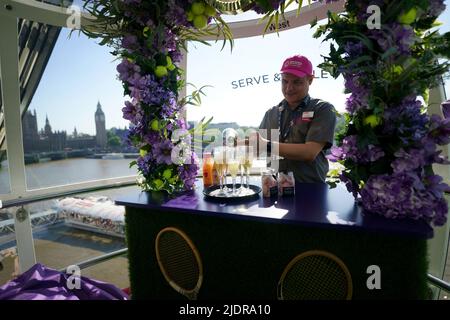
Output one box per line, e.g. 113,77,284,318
246,131,270,157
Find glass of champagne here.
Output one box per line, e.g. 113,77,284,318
243,146,254,189
236,146,246,192
221,146,230,194
227,147,240,195
213,146,227,195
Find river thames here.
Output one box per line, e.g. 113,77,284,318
0,158,136,194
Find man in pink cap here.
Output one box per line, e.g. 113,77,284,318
258,55,337,183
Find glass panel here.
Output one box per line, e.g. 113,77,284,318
35,0,76,9
445,76,450,101
221,2,315,23
0,207,17,286
437,7,449,300
0,148,8,195
28,185,136,289
440,6,450,100
23,27,136,190
186,21,346,170
429,6,449,300
187,22,345,126
0,84,11,195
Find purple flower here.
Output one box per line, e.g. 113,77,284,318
122,100,143,124
171,50,183,64
251,0,284,14
332,135,384,164
428,114,450,145
343,73,369,113
178,152,199,190
345,95,363,114
161,96,179,118
165,0,190,27
125,126,138,147
344,41,364,57
428,0,446,17
339,172,359,198
117,59,141,83
425,175,448,198
369,23,415,56
391,148,426,173
121,34,138,50
327,146,343,162
136,13,153,26
143,131,161,145
391,24,416,55
348,0,385,22
360,173,448,226
153,140,174,165
382,97,428,144
363,145,385,162
137,153,154,177
128,74,176,109
313,0,449,227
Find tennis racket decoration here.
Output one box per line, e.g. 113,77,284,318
155,227,203,300
278,250,353,300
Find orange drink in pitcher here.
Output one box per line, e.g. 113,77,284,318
202,152,214,187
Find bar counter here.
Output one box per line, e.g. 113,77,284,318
116,179,432,299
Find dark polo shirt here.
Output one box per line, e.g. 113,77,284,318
259,95,337,183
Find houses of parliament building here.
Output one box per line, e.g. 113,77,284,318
22,102,107,153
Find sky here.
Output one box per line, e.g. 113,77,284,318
26,1,450,135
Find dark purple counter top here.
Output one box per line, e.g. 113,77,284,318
115,179,433,239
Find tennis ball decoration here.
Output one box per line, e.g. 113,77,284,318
188,1,209,30
150,119,159,131
204,4,216,17
154,65,168,78
363,114,382,128
193,14,208,29
139,148,148,157
398,7,417,24
191,2,205,15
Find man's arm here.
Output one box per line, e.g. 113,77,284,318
277,141,326,162
251,134,326,162
274,102,336,162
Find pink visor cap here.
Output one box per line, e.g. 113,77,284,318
280,55,313,78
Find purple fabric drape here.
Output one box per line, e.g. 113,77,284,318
0,263,129,300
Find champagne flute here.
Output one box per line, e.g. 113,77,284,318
222,129,237,193
221,146,230,194
213,146,226,195
243,146,254,189
227,152,239,195
236,146,246,192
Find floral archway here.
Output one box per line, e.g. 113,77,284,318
82,0,450,226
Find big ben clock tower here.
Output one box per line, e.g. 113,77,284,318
95,101,107,149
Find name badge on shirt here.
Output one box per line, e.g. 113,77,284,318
301,111,314,122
